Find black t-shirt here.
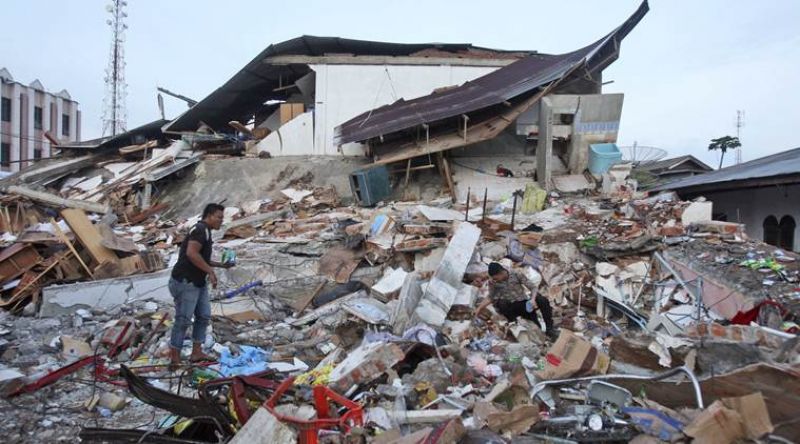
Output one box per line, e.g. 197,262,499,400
171,221,213,287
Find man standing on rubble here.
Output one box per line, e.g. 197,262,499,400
168,203,231,368
477,262,556,339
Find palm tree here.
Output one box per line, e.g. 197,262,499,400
708,136,741,169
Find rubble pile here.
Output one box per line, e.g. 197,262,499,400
0,158,798,443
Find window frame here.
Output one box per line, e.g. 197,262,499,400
62,113,70,136
1,97,10,122
0,142,11,167
33,106,43,130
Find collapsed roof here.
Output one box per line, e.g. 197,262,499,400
334,0,649,164
163,36,533,133
58,119,170,152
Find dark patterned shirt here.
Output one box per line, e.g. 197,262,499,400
490,269,535,304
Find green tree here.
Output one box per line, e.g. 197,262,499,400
708,136,741,169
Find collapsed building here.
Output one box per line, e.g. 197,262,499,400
0,1,798,443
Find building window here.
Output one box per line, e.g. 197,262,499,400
763,215,779,246
62,114,70,136
34,106,43,130
1,143,10,167
1,97,10,122
779,216,796,251
33,148,42,160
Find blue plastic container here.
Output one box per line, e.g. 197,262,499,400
588,143,623,175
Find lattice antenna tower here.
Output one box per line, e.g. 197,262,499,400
102,0,128,137
735,110,745,164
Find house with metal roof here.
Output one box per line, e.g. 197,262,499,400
636,155,713,185
162,36,535,157
654,147,800,251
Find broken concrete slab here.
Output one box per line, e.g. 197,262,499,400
211,296,265,323
291,290,366,326
371,267,409,299
343,297,390,324
680,201,712,225
229,407,297,444
0,368,25,396
414,248,445,273
415,222,480,327
417,205,464,222
553,174,594,193
40,269,172,317
688,220,746,237
328,341,405,392
391,272,423,335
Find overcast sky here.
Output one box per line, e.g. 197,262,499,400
2,0,798,168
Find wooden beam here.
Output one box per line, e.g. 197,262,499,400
51,218,94,279
60,209,119,267
2,185,109,214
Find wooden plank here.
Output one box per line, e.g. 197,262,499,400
60,209,118,267
3,185,109,214
0,244,42,283
228,121,253,137
279,103,305,125
441,154,457,202
292,281,326,314
51,217,94,279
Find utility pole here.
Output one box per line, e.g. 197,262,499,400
102,0,128,137
735,110,745,164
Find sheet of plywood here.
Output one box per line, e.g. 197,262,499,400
279,103,305,125
60,209,118,266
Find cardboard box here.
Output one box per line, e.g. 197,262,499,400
535,330,610,380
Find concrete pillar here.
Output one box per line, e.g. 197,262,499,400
20,86,36,168
9,83,21,172
42,94,51,157
55,97,63,143
69,102,78,142
536,96,553,191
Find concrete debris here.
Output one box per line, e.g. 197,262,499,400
0,95,796,444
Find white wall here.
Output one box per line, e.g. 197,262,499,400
255,111,314,156
310,64,499,157
702,183,800,251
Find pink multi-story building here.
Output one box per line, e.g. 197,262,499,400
0,67,81,173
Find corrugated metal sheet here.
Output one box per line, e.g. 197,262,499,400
334,1,649,145
653,147,800,192
163,36,533,133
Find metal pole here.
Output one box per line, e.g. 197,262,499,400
465,187,470,222
482,188,488,222
695,277,703,321
511,193,517,230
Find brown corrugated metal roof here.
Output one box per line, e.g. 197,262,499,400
335,1,649,146
163,36,534,133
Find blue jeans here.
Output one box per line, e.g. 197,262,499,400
168,278,211,350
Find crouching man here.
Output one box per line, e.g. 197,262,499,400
476,262,557,339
